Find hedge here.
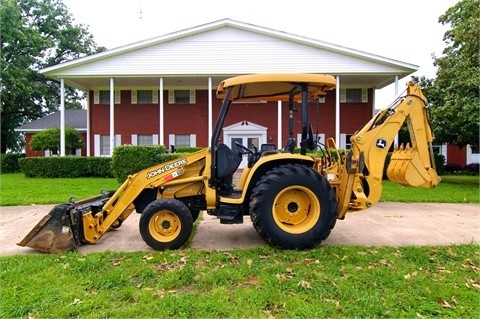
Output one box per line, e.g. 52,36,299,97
111,145,187,182
18,157,113,178
1,153,25,173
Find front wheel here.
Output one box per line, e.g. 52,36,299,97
139,199,193,250
250,164,337,249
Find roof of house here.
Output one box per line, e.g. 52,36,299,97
15,109,87,132
40,18,417,90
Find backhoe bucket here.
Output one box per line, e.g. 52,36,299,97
387,146,440,188
17,204,77,253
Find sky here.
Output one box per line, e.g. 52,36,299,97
62,0,459,108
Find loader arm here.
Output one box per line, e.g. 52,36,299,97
348,81,440,208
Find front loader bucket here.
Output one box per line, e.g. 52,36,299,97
17,204,77,253
387,146,440,188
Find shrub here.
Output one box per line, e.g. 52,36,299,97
464,163,479,175
174,146,203,153
0,153,25,173
19,157,113,178
111,145,183,182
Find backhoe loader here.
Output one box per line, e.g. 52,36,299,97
18,73,440,253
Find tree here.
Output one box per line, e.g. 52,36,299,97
424,0,479,149
30,127,83,155
0,0,105,153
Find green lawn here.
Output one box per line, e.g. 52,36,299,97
0,173,478,318
381,175,479,203
0,173,478,206
0,173,120,206
1,244,479,318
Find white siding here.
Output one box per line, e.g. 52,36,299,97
56,28,403,77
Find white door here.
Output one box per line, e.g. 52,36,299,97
230,135,260,168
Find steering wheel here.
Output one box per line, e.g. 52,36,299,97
234,142,253,155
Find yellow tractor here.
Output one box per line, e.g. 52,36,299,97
19,73,440,253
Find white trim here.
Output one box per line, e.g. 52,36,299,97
60,78,65,156
277,101,282,150
467,144,480,164
94,134,100,156
115,134,121,147
131,90,137,104
109,77,115,156
86,90,91,157
159,78,164,145
208,77,212,147
190,134,196,147
335,76,340,145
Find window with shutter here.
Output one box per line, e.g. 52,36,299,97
96,90,121,104
340,88,368,103
168,90,196,104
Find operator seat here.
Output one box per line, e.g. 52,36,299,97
215,143,242,178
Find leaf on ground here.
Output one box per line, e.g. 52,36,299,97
324,298,340,307
246,259,253,267
466,278,480,290
70,298,83,305
298,280,312,289
438,299,455,309
276,273,293,282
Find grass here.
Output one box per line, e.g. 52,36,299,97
1,244,479,318
0,173,120,206
0,173,478,318
0,173,478,206
380,175,479,203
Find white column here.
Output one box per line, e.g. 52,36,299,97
86,90,91,156
159,77,164,145
277,101,282,148
335,76,340,145
394,75,399,146
59,79,65,156
208,76,213,147
109,77,115,156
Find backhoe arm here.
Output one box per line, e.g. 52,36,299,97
350,81,440,206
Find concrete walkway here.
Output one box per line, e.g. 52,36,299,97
1,202,478,255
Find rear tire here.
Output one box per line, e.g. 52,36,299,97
250,164,337,249
139,199,193,250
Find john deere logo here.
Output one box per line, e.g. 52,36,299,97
376,139,387,149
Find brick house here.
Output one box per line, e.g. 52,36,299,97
15,109,87,157
18,19,478,167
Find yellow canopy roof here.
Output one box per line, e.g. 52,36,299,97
216,73,336,102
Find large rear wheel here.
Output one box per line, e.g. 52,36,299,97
139,199,193,250
250,164,337,249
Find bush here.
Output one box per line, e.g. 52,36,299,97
0,153,25,173
464,163,479,175
174,146,203,153
19,157,113,178
111,145,188,182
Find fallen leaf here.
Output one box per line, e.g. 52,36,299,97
70,298,83,305
438,299,455,309
246,259,253,267
298,280,312,289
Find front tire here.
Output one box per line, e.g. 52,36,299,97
139,199,193,250
250,164,337,249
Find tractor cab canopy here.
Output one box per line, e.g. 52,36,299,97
211,74,337,186
216,73,336,102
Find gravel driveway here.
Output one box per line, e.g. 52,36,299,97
1,202,478,255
